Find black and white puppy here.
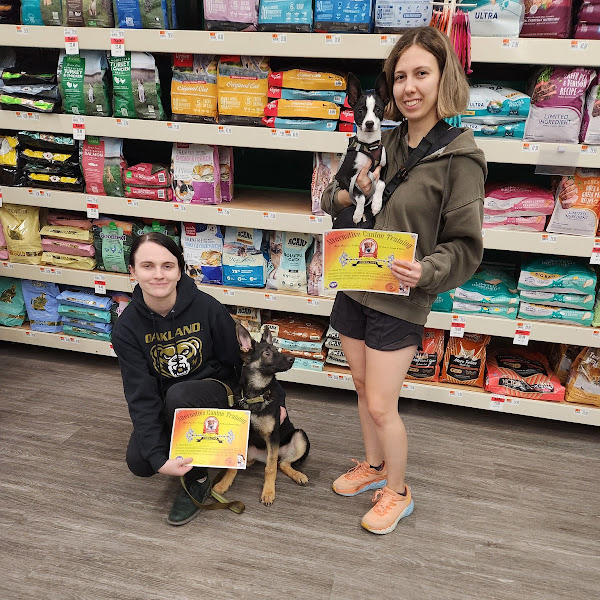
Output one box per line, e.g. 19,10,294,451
335,72,390,224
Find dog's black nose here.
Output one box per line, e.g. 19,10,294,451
365,120,374,131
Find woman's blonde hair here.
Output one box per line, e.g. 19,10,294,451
382,26,469,121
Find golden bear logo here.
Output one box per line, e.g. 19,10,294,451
150,336,203,378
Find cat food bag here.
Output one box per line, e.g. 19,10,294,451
41,238,96,257
0,276,26,326
307,236,325,296
92,217,134,273
484,183,554,217
269,87,347,105
0,135,18,186
546,169,600,237
0,223,8,260
0,0,20,24
171,143,221,205
454,266,519,306
21,0,63,25
432,289,454,312
269,69,346,91
0,204,43,265
258,0,313,31
113,0,142,27
262,117,339,131
462,0,525,37
452,301,518,319
580,79,600,145
518,302,594,326
482,215,546,231
217,56,270,126
57,288,113,310
440,332,491,387
374,0,432,33
61,316,112,333
204,0,259,31
565,347,600,407
264,99,340,120
264,314,328,342
549,343,583,385
266,230,313,294
62,324,112,341
81,137,126,197
114,0,176,28
58,303,112,323
314,0,374,33
312,152,342,215
222,227,267,287
218,147,234,202
21,279,62,332
462,121,526,139
518,256,597,294
524,67,596,143
83,0,115,27
406,328,444,382
519,290,595,311
521,0,573,38
41,251,97,270
39,225,94,244
181,222,223,285
109,52,165,120
463,85,530,124
171,54,218,124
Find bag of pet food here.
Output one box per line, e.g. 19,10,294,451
549,343,583,385
171,54,218,124
109,52,165,120
264,314,328,342
204,0,259,31
83,0,115,27
484,183,554,217
521,0,573,38
262,117,339,131
0,0,20,24
314,0,374,32
132,219,180,246
217,56,270,126
20,147,79,170
264,99,340,120
432,289,454,312
565,347,600,407
518,256,597,294
21,279,62,332
0,224,8,260
455,266,519,306
62,324,112,341
41,252,97,270
273,335,325,352
57,288,113,310
0,276,26,326
325,348,349,367
546,169,600,237
258,0,313,31
440,332,490,387
485,348,565,401
518,302,594,326
124,185,173,201
269,87,347,105
452,301,518,319
92,217,134,273
81,137,126,197
462,121,526,139
266,231,313,294
21,0,63,25
575,24,600,39
110,291,132,323
312,152,342,216
461,0,525,37
61,316,113,333
280,346,327,361
114,0,176,28
46,210,93,231
292,357,325,371
307,236,325,296
228,306,263,339
463,85,530,124
171,143,221,205
124,163,170,187
269,70,346,91
579,1,600,22
40,225,94,244
41,238,96,257
58,302,112,323
580,78,600,145
217,147,234,202
0,94,57,113
524,67,596,143
0,135,18,186
374,0,432,33
181,222,223,284
222,227,268,287
17,131,77,154
519,290,595,311
406,328,444,382
0,204,43,265
483,215,547,232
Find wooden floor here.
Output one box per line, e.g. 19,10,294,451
0,341,598,600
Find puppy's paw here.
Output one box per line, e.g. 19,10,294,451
212,480,230,495
371,198,382,215
260,487,275,506
293,472,309,486
352,209,363,224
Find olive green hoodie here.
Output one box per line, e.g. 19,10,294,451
321,122,487,325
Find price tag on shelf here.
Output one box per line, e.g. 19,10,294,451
379,35,398,46
40,267,62,276
264,293,277,302
325,34,341,45
570,40,588,51
309,215,323,224
129,275,138,288
209,31,224,42
24,330,36,338
402,383,416,392
94,278,106,295
60,336,80,344
590,239,600,265
513,322,532,346
216,207,230,217
159,30,174,40
489,394,506,411
15,111,39,120
173,203,186,212
166,122,180,132
222,289,236,297
573,407,590,417
217,126,231,135
581,145,598,155
110,30,125,57
450,314,466,338
448,389,463,399
540,233,557,244
592,329,600,339
109,344,118,357
306,298,319,307
326,372,352,383
272,33,287,43
263,211,276,220
522,143,539,153
72,116,85,140
126,198,139,207
115,118,129,128
502,38,519,48
86,197,99,219
1,262,14,269
15,25,29,34
270,128,299,139
64,28,79,55
26,188,52,199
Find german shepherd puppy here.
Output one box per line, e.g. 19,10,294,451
212,323,310,505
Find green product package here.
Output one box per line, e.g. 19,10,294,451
133,220,180,247
432,289,454,313
455,266,518,306
518,256,597,295
102,222,127,273
0,277,26,326
62,324,112,341
58,303,112,323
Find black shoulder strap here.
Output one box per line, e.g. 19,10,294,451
381,120,452,205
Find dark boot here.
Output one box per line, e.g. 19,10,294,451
167,474,211,526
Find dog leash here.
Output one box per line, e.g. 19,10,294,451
179,476,245,514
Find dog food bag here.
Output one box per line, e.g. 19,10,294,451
57,288,113,310
218,147,234,202
579,2,600,22
269,87,347,105
217,56,270,126
482,214,546,232
39,225,94,244
109,52,165,120
325,336,342,350
0,135,18,186
228,306,263,339
406,328,444,382
518,256,597,294
485,348,565,401
521,0,573,38
580,79,600,145
291,357,325,371
204,0,259,30
462,121,526,139
124,163,170,187
280,346,327,362
92,217,134,273
262,116,339,131
42,251,97,270
133,219,180,247
181,222,223,285
374,0,432,33
460,0,525,37
171,143,221,205
0,277,26,326
0,204,42,265
520,290,595,311
546,169,600,237
46,211,93,232
440,332,491,387
21,279,62,333
524,67,596,144
61,316,112,334
484,183,554,217
454,266,518,306
273,335,325,352
58,302,112,323
264,314,328,342
269,70,346,91
0,94,57,113
258,0,313,32
58,51,112,117
452,300,518,319
463,84,530,123
81,137,126,197
21,0,63,25
325,348,349,367
312,152,342,215
266,231,313,294
222,227,268,287
171,54,218,124
575,23,600,39
432,289,454,312
41,238,96,257
62,323,112,341
0,0,20,23
518,301,594,326
314,0,374,32
549,343,583,385
114,0,176,29
22,170,85,192
17,131,77,154
565,347,600,407
113,0,142,27
64,0,86,26
326,324,340,340
264,99,340,120
82,0,115,27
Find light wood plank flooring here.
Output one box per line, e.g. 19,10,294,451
0,342,598,600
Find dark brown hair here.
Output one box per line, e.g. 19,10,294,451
129,232,185,272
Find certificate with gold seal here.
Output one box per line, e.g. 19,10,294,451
169,408,251,469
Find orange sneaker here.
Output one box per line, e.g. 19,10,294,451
361,486,414,535
332,459,387,496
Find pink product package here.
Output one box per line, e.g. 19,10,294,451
482,214,546,231
41,238,95,257
203,0,258,31
0,225,8,260
580,2,600,22
484,183,555,216
123,164,171,187
524,67,596,143
171,143,222,205
521,0,573,38
124,186,174,201
46,211,93,230
311,152,342,215
576,24,600,39
581,77,600,144
218,146,234,202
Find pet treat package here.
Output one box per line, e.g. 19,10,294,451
312,152,342,215
114,0,177,29
218,147,234,202
462,121,526,139
0,223,8,260
217,56,270,126
460,0,525,37
484,183,555,217
374,0,433,33
463,84,530,124
204,0,259,30
0,204,43,265
452,301,518,319
518,256,597,294
546,169,600,237
581,78,600,145
171,54,218,124
0,135,18,186
485,348,566,401
454,266,519,306
519,290,595,311
21,279,62,332
264,99,340,120
518,302,594,326
440,332,491,387
258,0,313,31
58,51,112,117
262,117,339,131
549,343,583,385
266,230,313,294
269,70,346,91
108,52,165,120
57,288,113,310
406,328,444,382
171,143,222,205
268,87,346,105
222,227,267,287
81,137,126,197
264,314,328,342
41,238,96,257
565,347,600,407
432,289,454,312
521,0,573,38
0,277,26,326
524,67,596,144
181,222,224,285
21,0,63,25
92,217,134,273
314,0,374,32
0,0,20,24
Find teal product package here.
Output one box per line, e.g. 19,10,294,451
58,303,112,323
21,279,62,332
452,300,518,319
518,302,594,327
432,289,454,312
261,116,338,131
463,84,530,121
62,323,112,341
518,256,597,295
56,289,113,311
273,337,325,352
454,266,519,306
21,0,63,25
289,357,325,371
222,227,267,288
268,87,346,105
258,0,313,32
266,231,313,295
462,121,526,139
61,316,113,333
0,277,26,326
519,290,595,311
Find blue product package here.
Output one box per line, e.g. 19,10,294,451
268,87,347,105
462,121,526,139
222,227,268,288
58,304,113,323
62,324,112,342
314,0,374,33
263,117,338,130
113,0,143,28
0,277,26,327
61,316,113,333
21,279,62,333
57,289,113,311
20,0,43,25
374,0,433,33
258,0,313,32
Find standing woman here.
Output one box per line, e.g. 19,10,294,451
321,27,486,535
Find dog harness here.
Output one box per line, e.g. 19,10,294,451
347,136,384,170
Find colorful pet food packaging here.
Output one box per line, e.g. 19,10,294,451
125,185,174,201
61,316,112,334
521,0,573,38
58,304,112,323
482,214,546,231
41,238,96,257
81,137,126,197
325,348,349,367
0,276,26,326
463,84,530,124
57,288,113,310
273,335,325,352
565,347,600,407
269,70,346,91
312,152,342,215
21,0,63,25
46,211,92,231
264,314,328,342
0,135,18,186
518,302,594,326
203,0,259,30
549,343,583,385
575,24,600,39
110,291,132,323
222,227,268,287
461,0,525,37
264,99,340,120
374,0,432,33
171,143,222,205
92,217,134,273
269,87,346,105
454,266,519,306
307,236,325,296
452,301,518,319
524,67,596,143
171,54,218,124
484,183,554,217
217,56,270,126
216,147,234,203
580,78,600,145
441,332,491,387
40,225,94,244
21,279,62,333
432,289,454,312
0,204,43,265
41,251,97,270
262,117,338,131
314,0,374,32
0,0,20,24
546,169,600,237
463,121,526,139
266,231,313,294
114,0,177,29
82,0,115,27
485,348,565,401
132,219,180,246
519,290,595,311
123,163,170,187
108,52,165,120
405,328,444,382
181,222,224,285
518,256,597,294
258,0,313,32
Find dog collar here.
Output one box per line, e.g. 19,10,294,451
203,377,266,408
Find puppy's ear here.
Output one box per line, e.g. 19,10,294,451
236,322,254,353
375,72,390,107
346,72,362,108
261,326,273,345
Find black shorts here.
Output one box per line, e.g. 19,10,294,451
330,292,423,352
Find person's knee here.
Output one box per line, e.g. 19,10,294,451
366,395,397,425
126,455,155,478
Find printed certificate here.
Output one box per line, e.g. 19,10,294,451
323,229,418,295
169,408,251,469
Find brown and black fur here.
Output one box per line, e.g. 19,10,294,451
212,324,310,505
